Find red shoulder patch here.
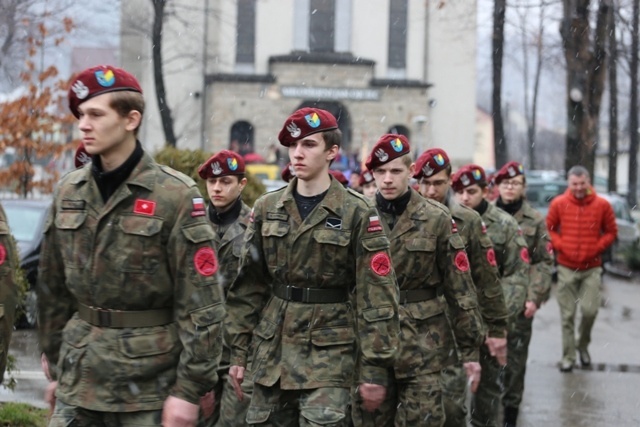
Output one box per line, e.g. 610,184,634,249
194,247,218,276
0,244,5,266
520,247,530,264
486,248,497,267
546,242,554,256
371,252,391,276
455,250,470,272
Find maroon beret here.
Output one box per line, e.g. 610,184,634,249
198,150,245,179
493,161,525,185
329,169,348,186
413,148,450,179
74,144,92,168
278,108,338,147
451,164,487,192
281,163,296,183
69,65,143,118
359,169,375,187
364,134,411,170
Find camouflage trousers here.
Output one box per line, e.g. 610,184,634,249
557,265,602,365
48,399,162,427
198,367,253,427
502,312,533,411
351,371,444,427
440,365,468,427
469,345,503,427
246,382,351,426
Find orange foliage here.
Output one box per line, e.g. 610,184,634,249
0,19,78,197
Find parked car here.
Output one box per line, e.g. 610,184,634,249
599,193,640,265
525,178,567,217
1,197,52,328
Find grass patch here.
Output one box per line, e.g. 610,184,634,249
0,402,48,426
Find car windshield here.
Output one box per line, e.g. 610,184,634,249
526,181,567,209
4,205,47,243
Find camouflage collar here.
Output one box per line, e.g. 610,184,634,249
70,151,156,192
277,176,345,217
407,188,431,221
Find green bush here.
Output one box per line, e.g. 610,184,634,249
0,402,48,426
154,146,265,207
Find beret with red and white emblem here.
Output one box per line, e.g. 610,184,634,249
451,164,487,192
359,169,375,187
413,148,450,179
68,65,143,118
198,150,245,179
281,163,296,183
493,161,525,185
74,144,92,168
278,108,339,147
364,134,411,170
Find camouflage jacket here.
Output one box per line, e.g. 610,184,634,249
37,152,225,412
481,203,530,317
0,204,18,382
208,200,251,368
447,201,508,339
224,176,400,389
378,189,482,378
511,201,553,306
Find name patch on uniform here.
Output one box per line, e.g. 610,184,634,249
0,244,5,266
194,247,218,276
367,215,382,233
191,197,206,217
370,252,391,276
134,199,156,216
61,200,86,210
267,212,289,222
454,250,470,272
325,217,342,229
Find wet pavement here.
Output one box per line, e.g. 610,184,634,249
2,272,640,425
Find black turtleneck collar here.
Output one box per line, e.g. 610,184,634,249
376,188,412,216
209,196,243,225
496,196,523,216
293,186,328,221
91,141,144,203
473,199,489,216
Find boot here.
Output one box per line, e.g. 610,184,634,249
503,406,519,427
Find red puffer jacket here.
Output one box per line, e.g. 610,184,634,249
546,187,617,270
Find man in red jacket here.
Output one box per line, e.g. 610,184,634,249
546,165,617,373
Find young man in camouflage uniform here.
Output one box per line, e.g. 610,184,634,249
38,65,225,427
493,161,553,427
452,165,530,427
352,135,483,427
196,150,252,426
0,204,18,382
224,108,400,426
415,149,509,427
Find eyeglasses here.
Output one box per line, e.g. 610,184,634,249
499,180,524,188
421,180,448,188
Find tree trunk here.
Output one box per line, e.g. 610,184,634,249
560,0,609,177
493,0,508,168
528,5,545,170
151,0,177,147
608,3,618,193
628,0,639,207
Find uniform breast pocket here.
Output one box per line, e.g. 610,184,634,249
404,237,437,280
117,215,164,273
55,211,90,269
261,221,289,269
312,229,351,277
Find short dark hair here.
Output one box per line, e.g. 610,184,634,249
322,128,342,151
442,164,453,177
109,91,145,135
567,165,590,180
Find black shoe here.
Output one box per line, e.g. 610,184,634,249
579,349,591,367
560,361,573,373
503,406,519,427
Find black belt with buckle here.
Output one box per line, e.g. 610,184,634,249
399,288,438,304
273,284,348,304
78,303,173,328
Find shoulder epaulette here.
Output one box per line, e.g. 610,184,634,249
158,165,197,187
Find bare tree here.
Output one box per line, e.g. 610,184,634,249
493,0,509,167
608,2,619,193
560,0,609,176
628,0,638,206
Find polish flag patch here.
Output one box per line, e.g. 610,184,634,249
367,215,383,233
451,219,458,234
134,199,156,216
191,197,206,217
481,221,487,234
